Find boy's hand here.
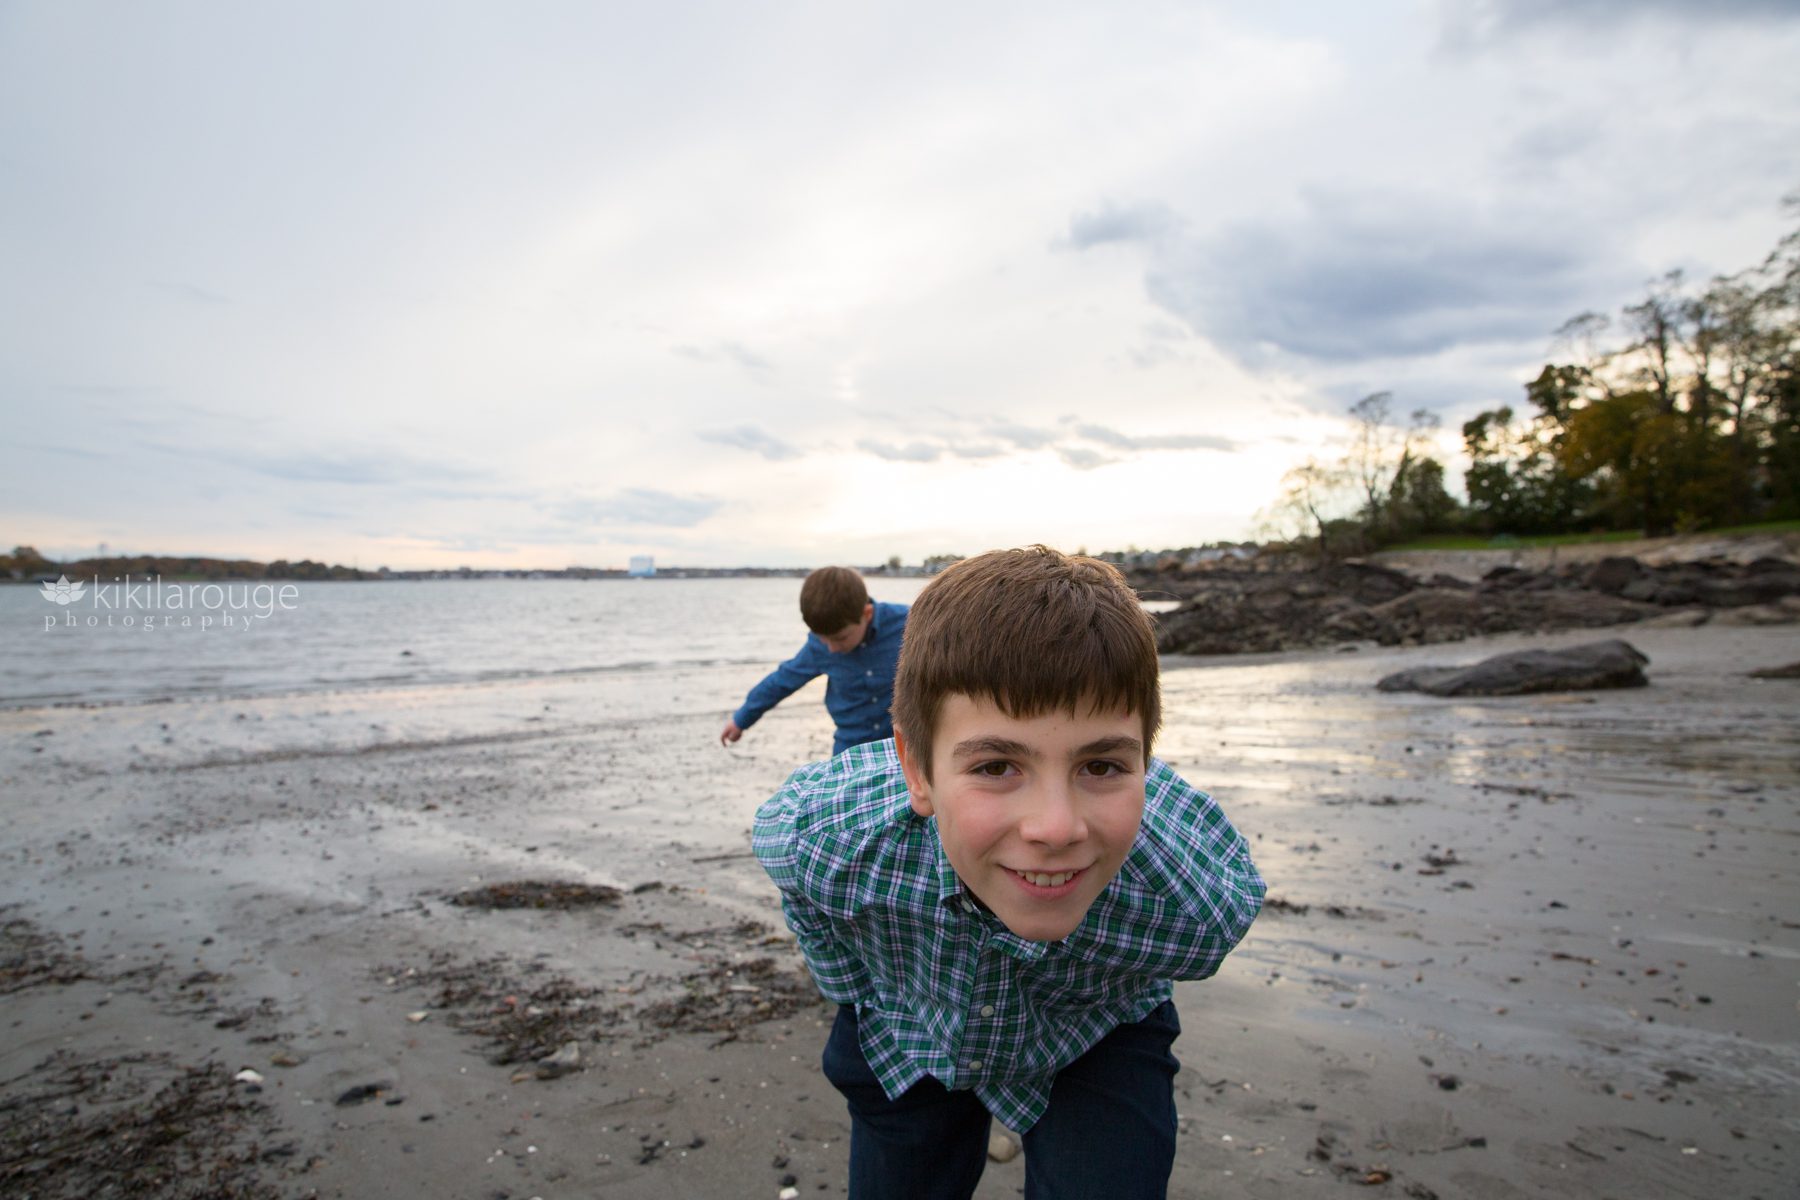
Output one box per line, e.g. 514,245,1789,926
720,719,744,747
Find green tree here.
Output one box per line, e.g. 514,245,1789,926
1558,391,1673,531
2,545,57,577
1386,455,1457,537
1460,394,1594,534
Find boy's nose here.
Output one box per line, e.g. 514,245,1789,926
1019,780,1086,847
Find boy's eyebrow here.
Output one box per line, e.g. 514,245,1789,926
951,736,1033,760
949,734,1145,761
1075,735,1144,759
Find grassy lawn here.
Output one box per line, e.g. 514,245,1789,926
1382,519,1800,554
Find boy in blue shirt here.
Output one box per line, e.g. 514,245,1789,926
754,546,1265,1199
723,566,907,756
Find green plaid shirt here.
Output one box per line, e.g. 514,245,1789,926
753,738,1265,1133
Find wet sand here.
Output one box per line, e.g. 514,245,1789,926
3,625,1797,1198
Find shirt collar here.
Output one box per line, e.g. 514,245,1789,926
928,816,964,906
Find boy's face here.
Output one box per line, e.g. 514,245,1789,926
897,693,1146,943
818,601,875,654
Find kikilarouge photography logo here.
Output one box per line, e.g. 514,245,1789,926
38,574,299,632
39,575,87,605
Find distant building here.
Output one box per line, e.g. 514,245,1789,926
628,555,655,578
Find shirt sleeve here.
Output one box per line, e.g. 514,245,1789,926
734,641,825,730
1128,764,1267,980
752,765,876,1004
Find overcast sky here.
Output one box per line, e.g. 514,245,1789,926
4,1,1797,569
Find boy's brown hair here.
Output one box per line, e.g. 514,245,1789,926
892,545,1161,777
800,566,871,635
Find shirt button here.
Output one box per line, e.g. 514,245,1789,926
967,1060,982,1070
980,1005,995,1017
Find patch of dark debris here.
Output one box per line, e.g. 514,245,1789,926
1,912,89,994
1320,794,1424,808
379,908,821,1069
617,918,777,951
0,1051,291,1200
383,951,623,1066
1261,898,1386,921
638,957,821,1036
446,880,625,910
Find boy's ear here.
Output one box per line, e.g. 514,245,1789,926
894,731,933,817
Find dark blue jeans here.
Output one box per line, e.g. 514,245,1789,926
821,1001,1182,1200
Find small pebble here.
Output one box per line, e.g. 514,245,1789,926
987,1129,1020,1163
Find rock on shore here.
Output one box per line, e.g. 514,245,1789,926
1145,553,1800,656
1375,639,1650,696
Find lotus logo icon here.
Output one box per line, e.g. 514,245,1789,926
40,575,86,606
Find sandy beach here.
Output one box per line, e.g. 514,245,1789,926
4,622,1798,1198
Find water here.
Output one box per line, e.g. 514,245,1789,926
1,576,931,709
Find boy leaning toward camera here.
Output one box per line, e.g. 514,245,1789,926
753,546,1265,1200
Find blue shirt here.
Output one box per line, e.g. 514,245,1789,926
753,739,1265,1132
733,600,908,755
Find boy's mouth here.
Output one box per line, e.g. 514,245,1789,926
1004,867,1085,891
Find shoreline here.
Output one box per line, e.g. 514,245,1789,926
3,623,1797,1196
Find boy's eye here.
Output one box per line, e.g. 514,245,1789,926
972,761,1014,778
1080,759,1127,777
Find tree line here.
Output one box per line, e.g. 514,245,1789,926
1266,200,1800,554
1,546,370,581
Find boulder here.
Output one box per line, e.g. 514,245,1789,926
1499,590,1656,629
1376,639,1650,697
1711,603,1800,626
1366,589,1494,644
1621,577,1701,605
1582,556,1644,594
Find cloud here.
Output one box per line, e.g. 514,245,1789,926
849,422,1231,467
142,444,491,487
1074,424,1237,453
672,340,776,380
149,278,231,305
857,438,941,463
947,442,1006,459
1438,0,1799,45
854,422,1233,469
1077,189,1599,365
51,382,164,396
985,423,1059,450
20,442,108,460
554,488,720,528
1057,446,1116,471
1058,202,1181,250
237,454,439,485
699,425,802,461
403,532,522,555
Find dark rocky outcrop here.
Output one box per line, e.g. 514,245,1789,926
1145,554,1799,656
1375,639,1650,697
